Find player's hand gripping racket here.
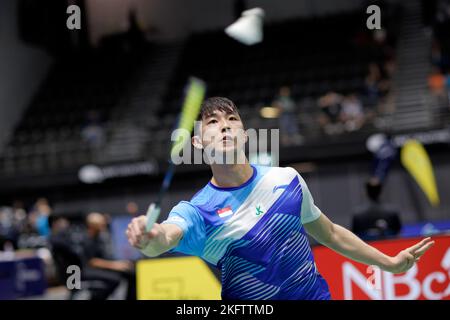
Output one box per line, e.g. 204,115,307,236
145,77,206,232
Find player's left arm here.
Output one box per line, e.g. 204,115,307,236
304,212,434,274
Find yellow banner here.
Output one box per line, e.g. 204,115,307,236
400,139,440,206
137,256,221,300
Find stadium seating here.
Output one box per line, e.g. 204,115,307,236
0,8,407,177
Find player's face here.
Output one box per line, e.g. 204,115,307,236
201,110,247,155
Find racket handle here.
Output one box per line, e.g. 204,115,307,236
145,202,161,232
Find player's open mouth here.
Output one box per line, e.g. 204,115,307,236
221,137,235,147
222,135,233,142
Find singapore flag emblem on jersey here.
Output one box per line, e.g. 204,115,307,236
217,206,234,218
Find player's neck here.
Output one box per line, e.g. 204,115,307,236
210,162,253,189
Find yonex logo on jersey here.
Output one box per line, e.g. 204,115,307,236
255,205,264,216
217,206,233,218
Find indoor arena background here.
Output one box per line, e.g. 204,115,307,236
0,0,449,300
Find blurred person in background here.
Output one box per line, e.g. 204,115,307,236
0,201,28,250
12,200,27,235
364,62,382,110
272,86,303,145
352,177,402,241
48,216,74,286
340,93,365,132
0,206,17,250
126,201,139,217
317,91,344,135
49,217,72,245
81,212,136,300
29,198,52,238
428,66,448,109
428,66,446,96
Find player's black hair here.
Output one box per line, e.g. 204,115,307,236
199,97,240,120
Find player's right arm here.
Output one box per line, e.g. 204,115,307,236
126,215,183,257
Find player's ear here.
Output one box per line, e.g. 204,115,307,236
244,129,249,144
192,135,203,150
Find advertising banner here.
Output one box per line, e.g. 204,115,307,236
313,234,450,300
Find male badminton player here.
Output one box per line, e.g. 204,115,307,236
126,97,434,300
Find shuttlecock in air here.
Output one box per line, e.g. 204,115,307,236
225,7,265,45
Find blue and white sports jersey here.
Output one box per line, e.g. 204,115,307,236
162,165,331,300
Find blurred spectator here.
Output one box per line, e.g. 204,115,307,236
364,61,393,115
0,201,29,250
272,86,303,145
126,201,139,217
351,177,402,241
81,110,105,148
428,67,446,96
12,200,27,234
340,94,365,132
51,217,71,237
0,206,17,250
29,198,52,238
428,66,446,102
80,212,136,300
48,216,74,285
317,91,344,135
365,62,382,109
